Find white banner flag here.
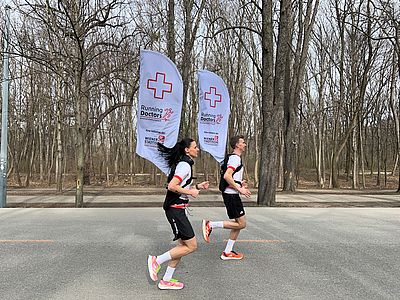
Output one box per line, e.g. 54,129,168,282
136,50,183,174
198,70,230,163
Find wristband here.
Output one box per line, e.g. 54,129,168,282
195,184,200,190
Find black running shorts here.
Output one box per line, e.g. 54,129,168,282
222,193,246,219
165,207,195,241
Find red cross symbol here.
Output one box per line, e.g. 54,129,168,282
204,86,222,108
147,72,173,100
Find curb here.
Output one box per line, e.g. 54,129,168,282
5,201,400,208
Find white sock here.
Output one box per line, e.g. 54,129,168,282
163,266,176,281
210,221,224,229
224,239,235,253
156,251,172,265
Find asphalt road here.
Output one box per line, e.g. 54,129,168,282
0,208,399,299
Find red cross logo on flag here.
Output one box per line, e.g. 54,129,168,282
204,86,222,108
147,72,173,100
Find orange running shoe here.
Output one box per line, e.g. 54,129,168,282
202,220,212,243
158,279,184,290
220,251,244,260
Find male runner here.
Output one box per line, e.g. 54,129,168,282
202,135,251,260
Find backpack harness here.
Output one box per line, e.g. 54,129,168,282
218,153,243,192
163,155,195,210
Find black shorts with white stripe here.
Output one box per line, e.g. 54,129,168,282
222,193,246,219
165,207,195,241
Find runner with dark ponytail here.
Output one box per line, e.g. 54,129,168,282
147,138,210,290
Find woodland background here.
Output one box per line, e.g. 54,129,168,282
0,0,399,206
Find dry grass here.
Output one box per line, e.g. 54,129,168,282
296,169,398,190
7,169,399,191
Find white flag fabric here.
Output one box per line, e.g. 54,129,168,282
136,50,183,174
198,70,230,163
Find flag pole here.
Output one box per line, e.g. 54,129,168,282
0,5,11,208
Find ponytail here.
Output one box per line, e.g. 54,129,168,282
157,138,194,168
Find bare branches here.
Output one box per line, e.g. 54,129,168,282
213,25,261,38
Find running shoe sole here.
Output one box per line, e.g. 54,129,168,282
158,283,184,290
158,285,183,290
202,220,209,243
220,254,244,260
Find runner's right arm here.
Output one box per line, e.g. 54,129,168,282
223,168,251,198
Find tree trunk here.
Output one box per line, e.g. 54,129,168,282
396,27,400,193
330,152,339,188
76,131,85,207
376,118,381,187
47,127,56,186
167,0,176,63
359,118,366,188
330,0,347,189
283,0,319,191
258,0,285,206
253,82,259,188
55,95,63,192
25,132,35,187
39,116,44,181
278,131,284,188
179,0,206,136
114,146,119,182
106,145,110,187
388,48,399,192
282,0,295,192
352,127,358,189
322,116,326,186
75,69,87,207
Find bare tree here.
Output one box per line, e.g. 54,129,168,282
283,0,320,192
257,0,285,206
12,0,135,206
